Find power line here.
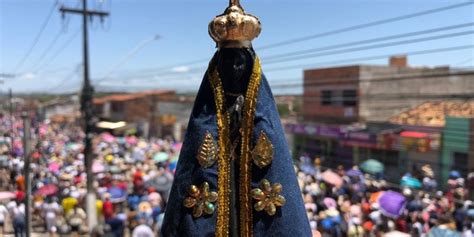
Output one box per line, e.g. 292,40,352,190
100,29,474,82
35,28,81,73
46,64,82,92
265,45,474,72
265,30,474,64
93,35,161,84
13,0,58,73
262,22,474,62
94,2,474,81
258,1,474,50
30,30,63,73
99,45,474,84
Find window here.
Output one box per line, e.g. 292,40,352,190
111,102,124,112
321,90,332,105
452,152,468,176
342,90,357,106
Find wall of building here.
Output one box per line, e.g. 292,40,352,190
359,66,474,122
303,66,360,123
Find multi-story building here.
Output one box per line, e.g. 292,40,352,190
288,56,474,182
93,90,177,138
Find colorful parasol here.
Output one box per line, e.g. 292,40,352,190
321,170,343,188
400,176,422,189
378,191,406,218
360,159,384,175
35,184,59,196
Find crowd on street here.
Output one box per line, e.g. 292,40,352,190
0,112,473,237
0,113,178,236
298,155,474,237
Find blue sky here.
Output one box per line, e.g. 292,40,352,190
1,0,473,94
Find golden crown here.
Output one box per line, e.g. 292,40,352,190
209,0,262,48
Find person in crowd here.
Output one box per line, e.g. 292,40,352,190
132,218,155,237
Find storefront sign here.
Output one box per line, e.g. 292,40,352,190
285,123,346,139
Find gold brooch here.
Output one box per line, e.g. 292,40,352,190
251,132,273,168
197,131,218,168
183,182,218,218
251,179,286,216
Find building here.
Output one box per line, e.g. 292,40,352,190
303,56,474,123
287,56,474,183
93,90,177,138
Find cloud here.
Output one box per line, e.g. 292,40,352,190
21,72,36,80
171,66,190,73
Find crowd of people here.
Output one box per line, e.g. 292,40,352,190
0,113,178,236
1,112,474,237
298,155,474,237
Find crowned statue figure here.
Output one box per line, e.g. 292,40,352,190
162,1,311,236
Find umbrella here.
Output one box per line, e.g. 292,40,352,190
108,166,122,174
467,208,474,218
360,159,384,174
449,170,461,179
378,191,406,218
92,161,105,173
384,231,411,237
153,152,169,163
401,176,422,189
0,191,15,201
108,187,126,203
321,170,343,187
35,184,59,196
346,168,363,177
428,227,462,237
323,197,337,209
101,133,116,143
126,136,138,145
48,162,60,173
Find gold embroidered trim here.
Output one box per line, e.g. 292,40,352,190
197,131,218,168
208,62,231,237
251,131,273,169
239,57,262,237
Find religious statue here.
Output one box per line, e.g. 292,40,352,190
162,1,311,236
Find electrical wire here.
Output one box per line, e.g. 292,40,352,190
262,23,474,62
30,30,64,73
114,3,474,79
265,30,474,64
98,45,474,84
13,0,58,73
258,1,474,50
35,28,81,73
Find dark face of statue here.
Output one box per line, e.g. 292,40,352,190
216,48,255,96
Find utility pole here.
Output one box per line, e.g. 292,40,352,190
21,112,31,237
9,88,13,132
59,0,109,230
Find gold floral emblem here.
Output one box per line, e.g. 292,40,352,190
251,132,273,168
251,179,286,216
183,182,218,218
197,131,218,168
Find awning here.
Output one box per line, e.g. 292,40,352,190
400,131,428,138
96,121,127,130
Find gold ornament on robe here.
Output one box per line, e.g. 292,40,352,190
197,131,218,168
251,179,286,216
251,132,273,168
183,182,218,218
